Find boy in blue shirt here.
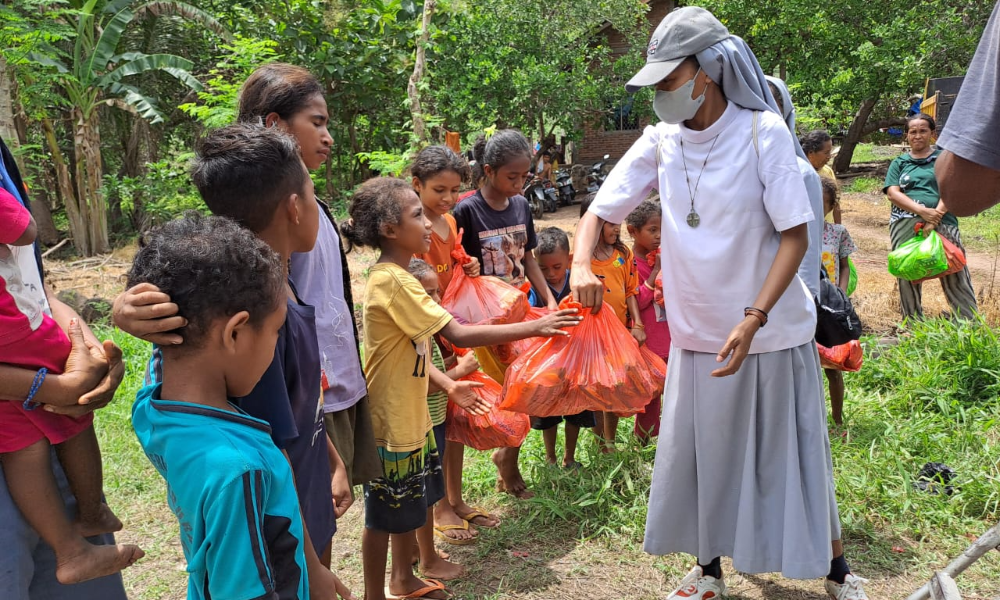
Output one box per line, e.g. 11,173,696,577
129,214,308,600
528,227,596,468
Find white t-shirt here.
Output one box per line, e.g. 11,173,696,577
290,211,367,413
590,102,816,354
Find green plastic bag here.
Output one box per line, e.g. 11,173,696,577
887,229,948,281
846,257,858,296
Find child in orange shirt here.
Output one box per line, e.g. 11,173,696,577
579,197,645,452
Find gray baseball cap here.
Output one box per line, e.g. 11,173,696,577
625,6,730,93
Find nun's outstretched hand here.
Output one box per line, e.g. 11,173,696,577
571,210,607,314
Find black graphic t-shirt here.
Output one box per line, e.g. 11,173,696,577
453,191,537,287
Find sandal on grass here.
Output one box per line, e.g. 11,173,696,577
433,522,476,546
385,578,450,600
457,506,501,529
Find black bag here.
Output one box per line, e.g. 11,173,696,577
816,270,862,347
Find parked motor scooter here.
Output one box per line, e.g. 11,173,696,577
556,168,576,206
523,176,558,218
587,154,610,193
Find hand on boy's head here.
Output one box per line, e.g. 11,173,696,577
533,308,582,337
113,283,186,345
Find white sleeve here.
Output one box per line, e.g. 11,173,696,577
756,113,814,232
588,125,660,225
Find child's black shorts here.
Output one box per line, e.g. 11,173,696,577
530,411,597,431
362,430,445,533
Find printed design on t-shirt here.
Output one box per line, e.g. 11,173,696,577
822,250,837,282
410,339,428,378
318,296,354,392
478,225,528,284
311,382,325,447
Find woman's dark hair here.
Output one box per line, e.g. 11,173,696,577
411,145,471,184
799,130,832,156
625,199,662,229
471,130,532,183
821,177,839,205
237,62,324,123
128,213,285,348
191,123,308,234
341,177,414,251
906,112,936,132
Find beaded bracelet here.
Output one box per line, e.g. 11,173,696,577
23,367,47,411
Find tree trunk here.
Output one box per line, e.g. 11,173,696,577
407,0,436,147
73,107,109,255
29,189,60,246
834,97,878,173
41,117,88,254
0,58,19,155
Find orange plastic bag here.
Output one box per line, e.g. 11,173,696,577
475,307,550,384
442,230,530,326
817,340,863,372
445,370,530,450
913,223,967,284
500,298,664,417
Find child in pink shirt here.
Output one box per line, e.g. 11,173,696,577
626,200,671,443
0,188,142,584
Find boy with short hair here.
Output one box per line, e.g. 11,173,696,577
126,124,352,599
130,214,308,600
528,226,596,469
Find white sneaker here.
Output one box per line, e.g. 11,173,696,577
825,573,870,600
666,566,726,599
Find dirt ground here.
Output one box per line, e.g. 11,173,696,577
47,191,1000,600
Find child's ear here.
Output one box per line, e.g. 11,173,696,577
626,224,637,238
411,176,423,194
222,311,251,353
264,112,282,128
380,221,398,240
285,193,302,226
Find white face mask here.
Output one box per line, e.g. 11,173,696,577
653,68,707,124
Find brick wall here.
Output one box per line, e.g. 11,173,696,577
576,0,674,165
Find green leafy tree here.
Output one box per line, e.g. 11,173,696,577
9,0,224,255
690,0,993,170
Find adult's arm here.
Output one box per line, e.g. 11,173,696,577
886,186,941,227
934,3,1000,215
935,151,1000,216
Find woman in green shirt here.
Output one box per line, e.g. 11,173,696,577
884,113,977,319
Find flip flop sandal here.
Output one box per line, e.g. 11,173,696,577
433,522,476,546
458,507,501,529
385,578,450,599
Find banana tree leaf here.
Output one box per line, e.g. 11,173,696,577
88,7,135,80
98,53,201,91
134,1,231,40
108,82,165,123
26,52,69,74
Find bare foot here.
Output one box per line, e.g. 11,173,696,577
77,503,124,538
388,573,449,599
492,450,534,500
418,555,465,581
56,542,144,584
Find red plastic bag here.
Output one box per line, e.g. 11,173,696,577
475,307,550,384
442,229,529,326
500,298,664,417
817,340,863,372
445,370,530,450
614,346,667,417
913,223,967,284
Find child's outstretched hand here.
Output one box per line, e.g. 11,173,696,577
462,256,481,277
631,325,647,346
447,379,490,415
530,308,582,337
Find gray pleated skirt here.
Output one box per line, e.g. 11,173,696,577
643,342,841,579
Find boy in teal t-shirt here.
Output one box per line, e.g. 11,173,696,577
129,215,309,600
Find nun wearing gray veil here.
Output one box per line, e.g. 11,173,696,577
569,7,868,600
